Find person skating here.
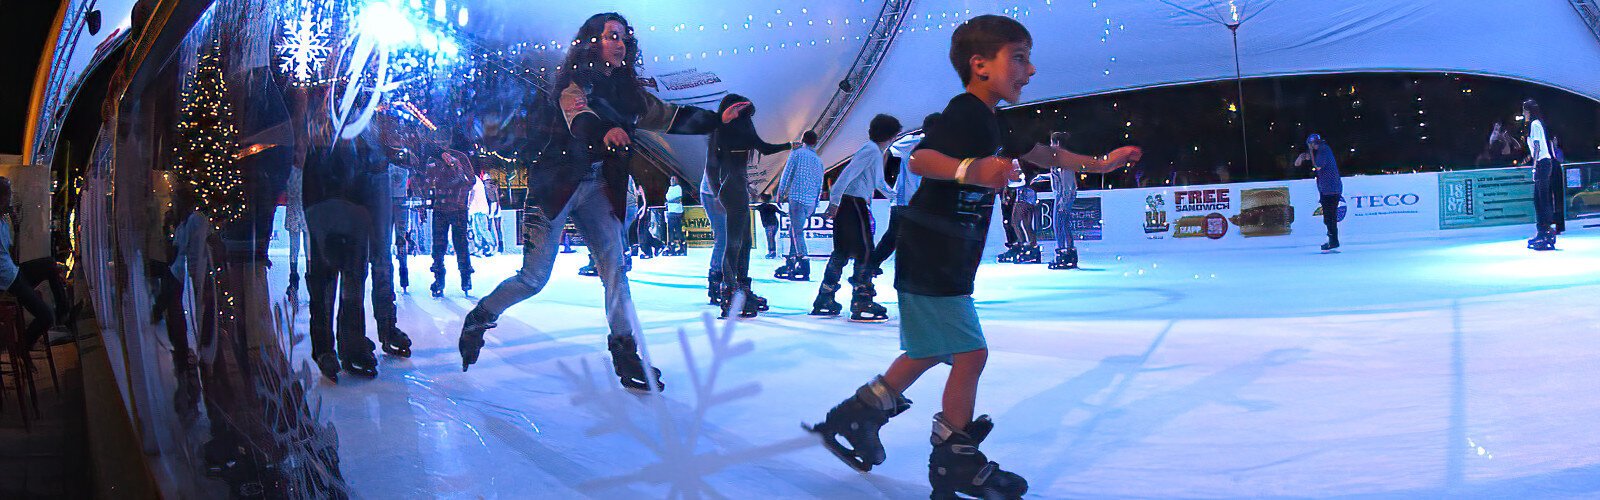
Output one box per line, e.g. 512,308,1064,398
866,113,937,279
304,125,389,380
1308,134,1343,253
663,178,686,256
706,93,795,318
806,15,1140,498
759,194,783,260
428,149,475,297
467,168,496,258
459,13,748,393
773,130,824,281
810,114,899,322
1047,132,1080,269
1008,173,1041,263
1523,99,1558,251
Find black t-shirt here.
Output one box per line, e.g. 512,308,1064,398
896,93,1032,297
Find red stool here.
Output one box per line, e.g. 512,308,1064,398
0,299,40,430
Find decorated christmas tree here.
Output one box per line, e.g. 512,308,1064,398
172,39,246,225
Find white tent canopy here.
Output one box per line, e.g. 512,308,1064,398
819,0,1600,164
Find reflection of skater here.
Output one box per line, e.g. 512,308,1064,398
285,165,308,298
707,93,793,318
810,114,898,323
867,113,937,278
459,13,746,392
806,16,1141,498
468,168,496,257
429,149,475,297
774,131,823,281
1308,134,1342,252
1524,100,1558,251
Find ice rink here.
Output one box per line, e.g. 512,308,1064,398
283,225,1598,498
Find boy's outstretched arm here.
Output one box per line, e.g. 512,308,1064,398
1019,144,1142,174
909,149,1018,189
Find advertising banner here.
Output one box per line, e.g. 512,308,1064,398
1563,162,1600,219
1169,188,1233,240
1036,195,1103,242
683,206,713,248
1232,187,1294,237
1439,168,1535,229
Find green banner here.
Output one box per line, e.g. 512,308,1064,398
1438,168,1535,229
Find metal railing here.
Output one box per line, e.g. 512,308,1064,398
29,0,95,166
1573,0,1600,42
806,0,915,152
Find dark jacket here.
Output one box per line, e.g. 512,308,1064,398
706,94,792,198
525,71,721,221
429,152,475,213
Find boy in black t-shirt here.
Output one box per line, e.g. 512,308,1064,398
805,15,1141,498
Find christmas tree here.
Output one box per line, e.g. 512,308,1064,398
172,39,246,226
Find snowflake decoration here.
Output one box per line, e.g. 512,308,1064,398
558,295,814,499
278,11,331,85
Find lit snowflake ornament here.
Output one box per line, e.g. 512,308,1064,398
278,11,331,85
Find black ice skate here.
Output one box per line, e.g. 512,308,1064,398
774,256,797,280
849,283,890,323
719,286,759,319
708,271,725,305
996,244,1021,263
928,413,1028,500
1048,247,1078,270
744,278,769,312
608,334,665,392
1530,234,1557,251
341,354,378,379
810,282,843,316
1320,240,1341,253
458,307,498,372
803,376,911,472
786,258,812,281
1013,244,1042,264
379,325,413,358
578,258,598,277
315,352,340,383
429,275,445,298
461,271,473,295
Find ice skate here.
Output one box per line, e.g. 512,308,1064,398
803,376,911,472
429,271,445,298
315,352,340,383
379,325,413,358
608,334,665,392
708,271,725,305
849,283,890,323
1048,247,1078,270
810,282,842,316
1320,240,1341,253
460,271,473,295
928,413,1028,500
786,258,812,281
1013,244,1041,264
458,307,498,371
341,354,378,379
995,244,1020,263
1530,234,1557,251
578,258,598,277
774,256,797,280
744,277,769,312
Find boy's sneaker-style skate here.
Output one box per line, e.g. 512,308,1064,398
803,376,912,472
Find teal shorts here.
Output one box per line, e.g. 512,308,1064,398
898,292,987,362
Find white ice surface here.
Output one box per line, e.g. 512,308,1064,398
274,225,1600,499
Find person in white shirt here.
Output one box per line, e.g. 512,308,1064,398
811,114,900,323
468,169,495,257
664,179,685,255
1523,99,1559,250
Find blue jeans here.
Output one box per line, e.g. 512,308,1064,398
478,178,636,341
705,195,727,274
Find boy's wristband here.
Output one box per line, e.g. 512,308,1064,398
955,158,975,185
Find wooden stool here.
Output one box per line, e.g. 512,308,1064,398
0,299,40,430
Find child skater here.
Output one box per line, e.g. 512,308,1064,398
805,15,1141,499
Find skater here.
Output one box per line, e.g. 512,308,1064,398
663,178,686,256
806,16,1140,498
1047,132,1080,269
810,114,899,323
429,149,475,297
303,125,388,380
706,93,795,318
1309,134,1343,252
774,130,824,281
1524,99,1558,251
866,113,936,278
468,167,496,257
485,170,505,254
390,162,415,292
459,13,749,392
703,164,729,305
1008,172,1041,264
759,194,783,260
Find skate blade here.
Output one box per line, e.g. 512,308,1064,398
620,378,666,394
802,423,873,473
1321,249,1340,254
849,317,889,324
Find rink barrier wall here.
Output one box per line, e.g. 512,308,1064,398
268,167,1575,258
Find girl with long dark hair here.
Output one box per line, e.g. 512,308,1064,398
459,13,748,392
707,93,795,318
1524,99,1559,250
